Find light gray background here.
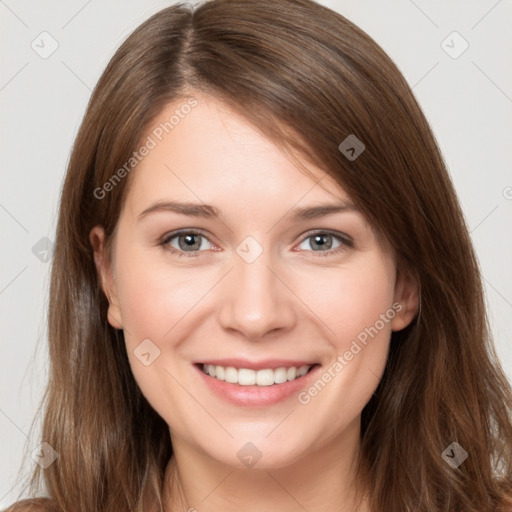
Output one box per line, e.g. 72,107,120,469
1,0,511,507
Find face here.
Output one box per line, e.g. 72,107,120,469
91,92,418,470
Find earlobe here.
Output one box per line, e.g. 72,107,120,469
89,226,123,330
391,270,420,332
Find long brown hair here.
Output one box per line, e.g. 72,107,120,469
6,0,512,511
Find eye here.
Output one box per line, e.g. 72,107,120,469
295,230,352,257
159,229,353,258
160,230,214,257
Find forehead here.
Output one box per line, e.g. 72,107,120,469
122,94,350,217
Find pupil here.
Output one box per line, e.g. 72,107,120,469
313,234,330,250
181,234,199,250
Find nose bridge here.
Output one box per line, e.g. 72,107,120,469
217,239,296,339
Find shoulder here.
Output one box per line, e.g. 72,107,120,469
3,498,53,512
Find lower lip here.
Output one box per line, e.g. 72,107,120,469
194,363,321,407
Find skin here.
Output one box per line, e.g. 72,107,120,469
90,92,418,512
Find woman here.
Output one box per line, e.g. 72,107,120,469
6,0,512,510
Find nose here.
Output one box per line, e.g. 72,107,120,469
217,248,297,341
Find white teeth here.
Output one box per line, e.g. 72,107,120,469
238,368,256,385
224,366,238,383
215,365,225,380
297,365,309,377
202,363,313,386
256,369,274,386
274,367,288,384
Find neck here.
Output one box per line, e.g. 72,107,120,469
162,417,370,512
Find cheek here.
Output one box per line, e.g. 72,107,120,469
115,246,203,340
114,252,205,412
289,260,396,440
113,242,230,403
294,257,396,348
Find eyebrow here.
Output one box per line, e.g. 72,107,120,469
137,200,359,221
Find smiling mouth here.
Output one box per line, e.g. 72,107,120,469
197,363,319,386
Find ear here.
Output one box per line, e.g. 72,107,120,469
89,226,123,329
391,269,420,332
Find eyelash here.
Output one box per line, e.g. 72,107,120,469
158,229,353,258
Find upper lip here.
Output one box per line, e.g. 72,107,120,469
196,358,318,371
